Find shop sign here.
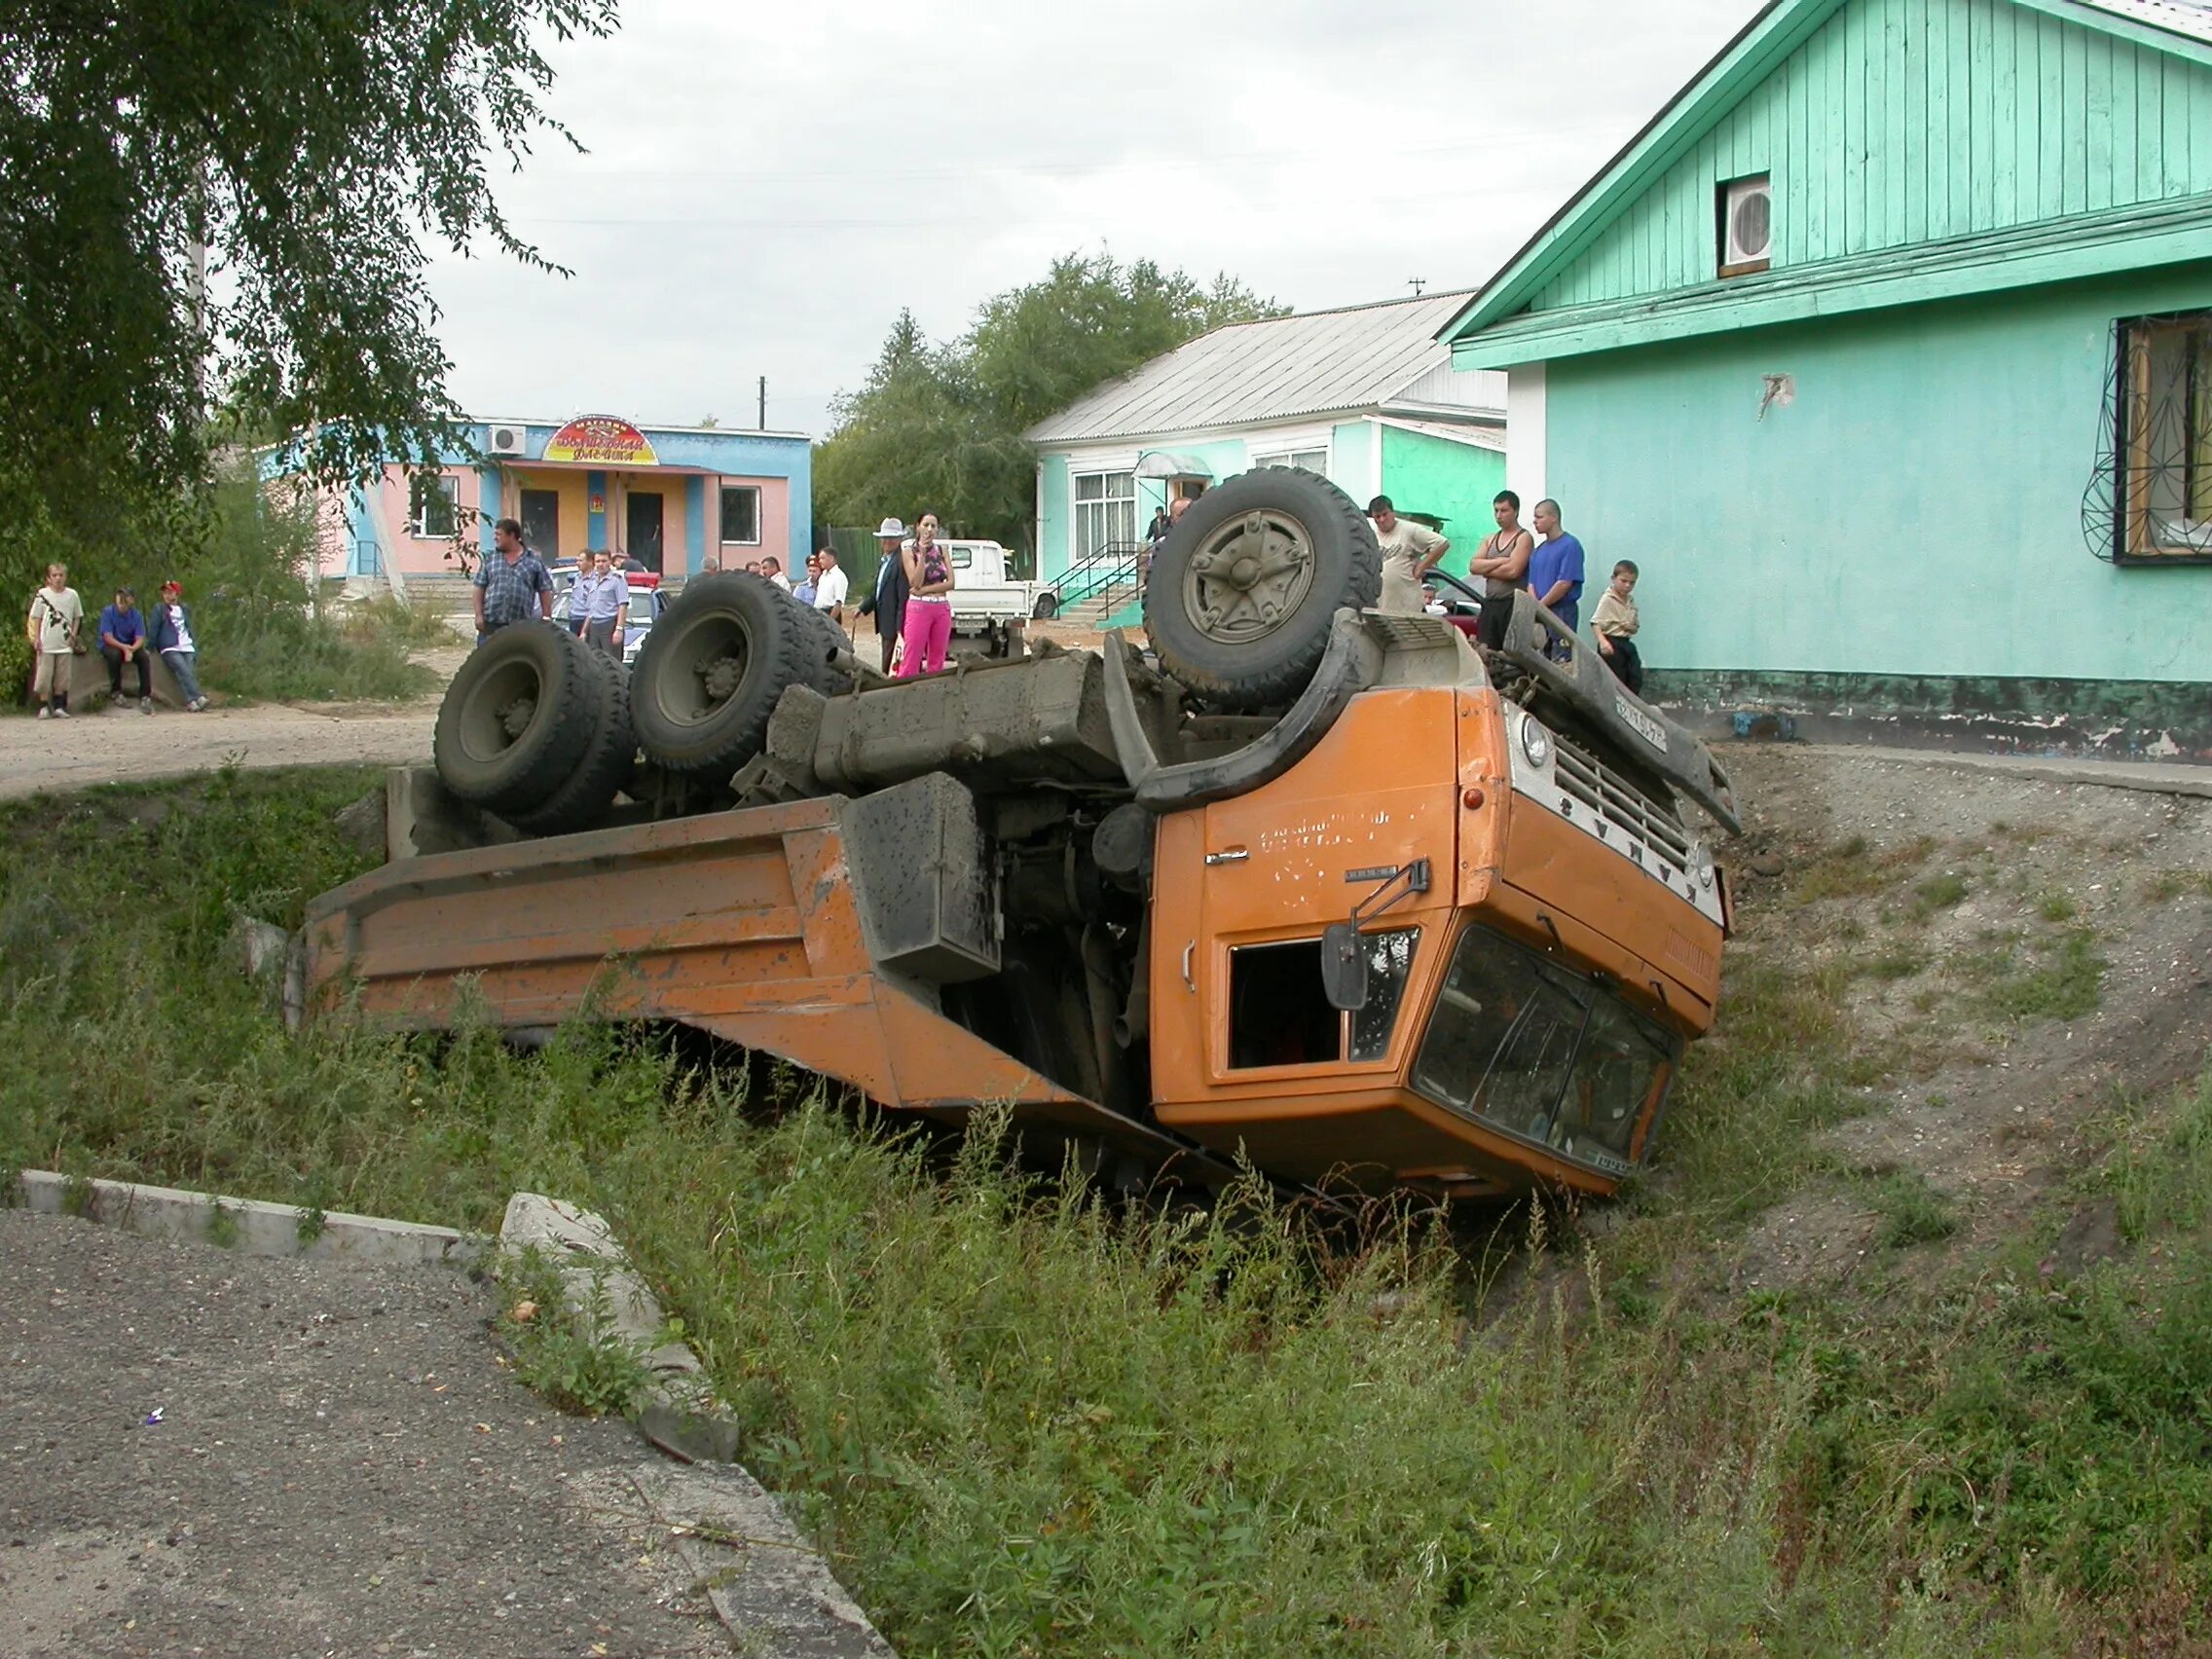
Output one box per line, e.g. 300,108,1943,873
543,415,659,467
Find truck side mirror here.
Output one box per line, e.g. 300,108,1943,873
1319,922,1368,1012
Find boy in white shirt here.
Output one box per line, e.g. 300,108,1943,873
1591,560,1641,693
26,563,83,719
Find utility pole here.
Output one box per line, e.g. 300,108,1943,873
758,376,766,430
1408,277,1427,297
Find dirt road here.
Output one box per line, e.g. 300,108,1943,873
0,701,439,802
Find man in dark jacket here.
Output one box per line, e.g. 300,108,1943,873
147,580,208,711
854,517,910,674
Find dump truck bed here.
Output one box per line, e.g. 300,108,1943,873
302,793,1236,1182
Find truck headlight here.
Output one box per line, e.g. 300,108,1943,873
1693,843,1715,889
1519,716,1552,768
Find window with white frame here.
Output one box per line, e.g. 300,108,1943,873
409,473,459,538
1072,469,1136,562
719,485,761,545
1252,447,1327,474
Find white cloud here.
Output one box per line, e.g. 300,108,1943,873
428,0,1759,436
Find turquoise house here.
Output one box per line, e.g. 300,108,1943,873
1028,292,1506,613
1443,0,2212,756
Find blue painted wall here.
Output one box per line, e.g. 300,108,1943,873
1545,263,2212,682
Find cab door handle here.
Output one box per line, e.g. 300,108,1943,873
1204,847,1249,866
1181,941,1196,991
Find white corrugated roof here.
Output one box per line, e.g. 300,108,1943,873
2075,0,2212,46
1027,290,1500,445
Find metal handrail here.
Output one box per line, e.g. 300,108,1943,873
1054,539,1145,609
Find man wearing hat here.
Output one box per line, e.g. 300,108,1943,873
97,584,153,713
854,517,911,674
148,580,208,711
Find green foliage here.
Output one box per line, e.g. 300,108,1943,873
814,254,1282,549
496,1247,653,1418
183,466,439,702
10,769,2212,1655
0,0,615,608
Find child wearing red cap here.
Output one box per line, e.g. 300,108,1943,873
147,580,207,711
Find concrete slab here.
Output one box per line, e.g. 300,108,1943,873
0,1207,732,1657
13,1170,488,1269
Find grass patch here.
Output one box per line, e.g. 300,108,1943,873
1790,834,1936,904
1856,947,1927,981
8,770,2208,1656
495,1248,655,1419
1867,1170,1960,1246
2037,889,2080,922
2143,869,2212,903
1909,870,1971,918
1979,930,2107,1022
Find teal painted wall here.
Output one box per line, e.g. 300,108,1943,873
1039,455,1072,579
1535,0,2212,313
1545,264,2212,682
1330,421,1377,504
1378,427,1507,553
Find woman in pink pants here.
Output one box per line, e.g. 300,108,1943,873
897,512,956,677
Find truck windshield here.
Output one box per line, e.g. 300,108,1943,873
1410,925,1676,1174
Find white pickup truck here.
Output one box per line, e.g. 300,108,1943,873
937,539,1062,657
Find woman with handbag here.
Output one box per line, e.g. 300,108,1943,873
25,563,84,719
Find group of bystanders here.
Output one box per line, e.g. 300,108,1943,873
22,563,208,719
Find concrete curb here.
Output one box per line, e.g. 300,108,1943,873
1718,740,2212,802
11,1170,489,1266
497,1193,902,1657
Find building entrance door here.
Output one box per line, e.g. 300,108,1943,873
520,489,561,562
627,491,665,573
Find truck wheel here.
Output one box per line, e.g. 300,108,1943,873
507,653,635,837
793,602,854,693
1141,469,1381,711
432,622,599,815
632,572,809,774
1031,593,1059,621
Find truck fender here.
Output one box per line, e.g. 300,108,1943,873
1099,608,1382,812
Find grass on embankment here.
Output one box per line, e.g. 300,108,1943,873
4,770,2210,1656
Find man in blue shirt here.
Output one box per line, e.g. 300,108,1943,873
1528,498,1587,632
97,585,153,713
570,549,627,655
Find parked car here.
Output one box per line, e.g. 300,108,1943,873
551,568,666,667
938,539,1060,656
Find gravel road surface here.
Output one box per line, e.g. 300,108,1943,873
0,1210,731,1658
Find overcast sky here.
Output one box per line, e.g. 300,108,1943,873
426,0,1759,438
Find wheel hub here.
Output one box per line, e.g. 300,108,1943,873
498,696,535,739
700,654,745,701
1184,509,1316,644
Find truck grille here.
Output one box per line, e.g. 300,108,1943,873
1552,729,1692,877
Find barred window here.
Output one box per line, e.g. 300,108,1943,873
2118,313,2212,562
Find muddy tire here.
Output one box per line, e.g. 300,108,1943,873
1142,469,1381,712
632,572,810,775
793,602,853,694
432,622,599,815
507,651,635,837
1031,592,1059,621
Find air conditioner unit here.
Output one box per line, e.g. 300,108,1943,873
487,423,528,458
1721,175,1773,270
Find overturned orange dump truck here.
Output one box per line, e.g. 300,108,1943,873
304,470,1738,1199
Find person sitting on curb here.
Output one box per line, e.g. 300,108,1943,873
98,584,153,713
26,562,84,719
148,580,208,711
